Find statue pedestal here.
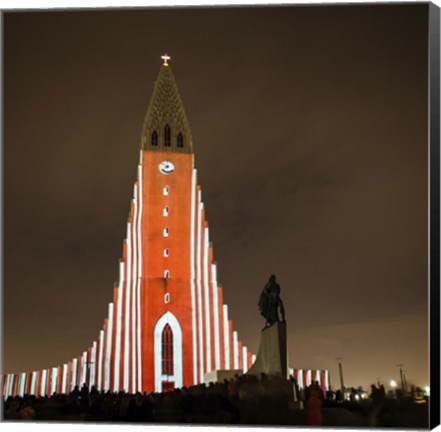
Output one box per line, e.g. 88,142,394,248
247,321,288,379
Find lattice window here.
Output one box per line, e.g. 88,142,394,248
162,324,173,375
177,132,184,148
164,125,171,147
151,130,158,146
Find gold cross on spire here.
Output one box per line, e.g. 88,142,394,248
161,53,171,66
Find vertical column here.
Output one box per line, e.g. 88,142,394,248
40,370,47,397
233,331,239,370
223,305,230,369
71,359,78,391
306,370,312,387
229,321,234,370
123,222,132,392
131,190,138,394
297,369,303,389
51,367,58,396
218,288,225,369
12,374,18,397
80,351,88,387
105,304,114,391
203,225,211,372
90,342,97,388
19,372,26,397
211,263,221,371
242,346,248,373
196,189,204,382
114,261,125,392
45,369,52,397
30,371,37,395
136,164,144,392
62,364,68,394
189,169,198,384
238,341,243,371
97,330,104,391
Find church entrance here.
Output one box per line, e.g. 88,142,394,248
154,312,183,392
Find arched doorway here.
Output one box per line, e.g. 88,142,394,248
154,311,182,392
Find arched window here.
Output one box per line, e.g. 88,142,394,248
164,125,171,147
162,324,173,375
177,132,184,148
151,130,158,146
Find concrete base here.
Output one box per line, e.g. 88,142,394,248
204,369,243,385
247,321,288,379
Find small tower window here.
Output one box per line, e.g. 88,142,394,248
163,206,169,217
151,130,158,146
163,227,169,237
164,270,170,279
164,248,169,257
177,133,184,148
164,293,170,304
163,186,169,196
164,125,171,147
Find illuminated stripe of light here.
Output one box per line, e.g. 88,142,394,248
306,369,312,387
61,364,68,394
316,369,321,385
79,351,86,387
196,190,204,382
243,346,248,373
233,331,239,370
203,225,211,372
298,369,303,389
5,374,12,399
124,222,132,392
131,189,138,393
324,370,329,391
114,261,124,392
51,368,58,396
223,305,230,369
90,342,96,388
136,164,143,392
71,359,78,391
40,370,47,396
252,354,256,364
189,169,198,384
19,373,26,397
97,330,104,391
211,263,220,371
30,372,37,395
105,304,114,391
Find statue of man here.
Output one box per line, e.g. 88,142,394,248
258,274,285,327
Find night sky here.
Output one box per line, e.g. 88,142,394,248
3,4,429,390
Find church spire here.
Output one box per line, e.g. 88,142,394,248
141,55,193,153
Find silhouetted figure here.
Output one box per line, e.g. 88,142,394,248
306,390,322,426
258,275,285,327
369,384,385,427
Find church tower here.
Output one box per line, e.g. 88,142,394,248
1,57,331,398
1,56,255,397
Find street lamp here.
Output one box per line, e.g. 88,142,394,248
390,380,397,388
336,357,345,395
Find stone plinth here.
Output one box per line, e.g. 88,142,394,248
204,369,243,385
247,321,288,379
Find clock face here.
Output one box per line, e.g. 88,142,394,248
159,161,175,175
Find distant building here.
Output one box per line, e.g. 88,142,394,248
2,58,329,397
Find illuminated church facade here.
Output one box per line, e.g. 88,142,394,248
2,57,330,398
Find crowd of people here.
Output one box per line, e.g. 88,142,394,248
1,374,429,428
